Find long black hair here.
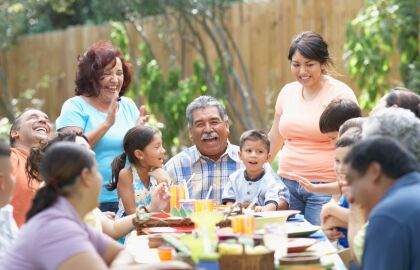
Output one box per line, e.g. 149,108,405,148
26,142,95,221
107,126,159,191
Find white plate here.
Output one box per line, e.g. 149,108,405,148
134,249,161,264
147,227,177,233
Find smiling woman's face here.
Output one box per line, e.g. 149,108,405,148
290,51,325,91
98,57,124,103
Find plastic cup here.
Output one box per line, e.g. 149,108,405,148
194,199,214,212
244,215,255,235
231,216,244,233
170,185,186,210
157,246,173,261
231,215,255,235
263,223,287,261
179,199,195,211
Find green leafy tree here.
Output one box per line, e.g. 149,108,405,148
1,0,260,151
344,0,419,110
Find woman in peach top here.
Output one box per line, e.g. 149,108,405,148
268,31,358,225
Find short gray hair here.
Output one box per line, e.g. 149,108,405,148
186,96,228,128
362,108,420,162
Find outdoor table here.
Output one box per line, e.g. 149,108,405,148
125,214,347,269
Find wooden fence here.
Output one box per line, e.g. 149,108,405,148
0,0,364,128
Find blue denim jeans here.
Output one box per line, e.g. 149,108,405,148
282,178,331,226
99,201,119,213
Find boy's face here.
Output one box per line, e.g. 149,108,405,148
239,140,270,177
334,146,351,189
0,157,15,207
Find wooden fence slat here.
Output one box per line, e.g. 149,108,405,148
0,0,364,126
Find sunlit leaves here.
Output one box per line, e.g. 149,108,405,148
345,0,419,111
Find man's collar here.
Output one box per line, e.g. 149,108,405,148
381,171,420,200
190,141,240,164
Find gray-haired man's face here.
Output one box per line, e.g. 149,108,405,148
188,106,229,160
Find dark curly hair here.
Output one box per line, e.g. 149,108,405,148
26,131,88,187
26,142,95,221
75,40,132,97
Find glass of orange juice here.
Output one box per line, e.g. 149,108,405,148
194,199,214,212
244,215,255,235
170,185,186,210
231,216,244,233
231,215,255,235
157,246,173,261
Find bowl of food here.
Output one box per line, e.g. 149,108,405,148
253,210,299,230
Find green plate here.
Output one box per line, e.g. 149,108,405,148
286,223,320,237
276,262,334,269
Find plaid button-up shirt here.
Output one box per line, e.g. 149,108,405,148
165,142,289,204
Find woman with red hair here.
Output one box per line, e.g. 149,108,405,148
56,40,148,213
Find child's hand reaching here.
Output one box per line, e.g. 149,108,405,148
279,170,317,192
149,182,171,212
255,203,277,212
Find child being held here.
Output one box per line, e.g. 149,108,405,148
222,130,282,212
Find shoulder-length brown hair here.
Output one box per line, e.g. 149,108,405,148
75,40,132,97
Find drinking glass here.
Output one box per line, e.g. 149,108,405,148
263,223,287,262
194,199,214,212
170,185,186,210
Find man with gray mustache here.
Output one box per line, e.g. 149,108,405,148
165,96,289,208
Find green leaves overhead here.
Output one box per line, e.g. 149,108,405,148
344,0,419,110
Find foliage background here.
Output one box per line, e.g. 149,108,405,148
1,0,417,151
345,0,419,110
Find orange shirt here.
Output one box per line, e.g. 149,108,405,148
275,76,358,182
10,148,39,227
